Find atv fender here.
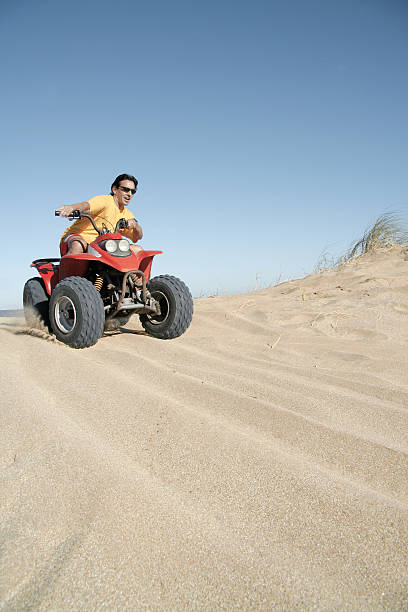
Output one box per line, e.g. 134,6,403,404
133,251,162,283
31,260,60,296
58,250,162,283
59,254,91,282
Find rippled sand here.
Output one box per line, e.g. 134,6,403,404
1,246,407,610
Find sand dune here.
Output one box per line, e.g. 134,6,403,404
1,246,408,609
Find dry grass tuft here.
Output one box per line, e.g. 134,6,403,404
342,212,408,262
315,212,408,273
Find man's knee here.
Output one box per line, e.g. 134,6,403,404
68,239,87,254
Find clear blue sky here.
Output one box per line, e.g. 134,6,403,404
1,0,407,308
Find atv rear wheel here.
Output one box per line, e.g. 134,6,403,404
140,275,193,339
49,277,105,348
23,277,50,329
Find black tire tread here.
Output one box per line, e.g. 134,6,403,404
140,275,193,339
23,277,50,329
49,277,105,349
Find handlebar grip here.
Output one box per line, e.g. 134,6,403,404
115,218,128,231
55,209,81,219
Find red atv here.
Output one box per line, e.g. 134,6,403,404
23,211,193,348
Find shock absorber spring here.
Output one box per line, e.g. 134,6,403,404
94,276,104,292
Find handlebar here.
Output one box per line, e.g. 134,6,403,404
55,209,81,219
55,210,129,235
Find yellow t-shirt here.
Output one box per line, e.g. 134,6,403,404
61,195,136,244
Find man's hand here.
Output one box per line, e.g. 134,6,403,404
126,218,139,230
127,218,143,241
56,205,77,218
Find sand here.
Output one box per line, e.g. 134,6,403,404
1,246,407,610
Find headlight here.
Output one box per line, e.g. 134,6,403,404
118,239,130,252
105,240,117,253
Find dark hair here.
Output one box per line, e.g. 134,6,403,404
110,173,138,195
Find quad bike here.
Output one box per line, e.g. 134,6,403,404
23,211,193,348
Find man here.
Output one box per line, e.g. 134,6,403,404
57,173,143,256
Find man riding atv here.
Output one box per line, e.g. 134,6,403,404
57,173,143,257
23,172,193,348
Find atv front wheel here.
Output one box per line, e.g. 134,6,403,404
23,277,50,329
140,275,193,339
49,277,105,348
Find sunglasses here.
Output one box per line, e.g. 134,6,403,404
118,186,137,195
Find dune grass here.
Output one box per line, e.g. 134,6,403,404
342,212,408,261
315,212,408,273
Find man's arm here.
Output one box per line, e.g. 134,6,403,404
56,202,91,217
126,218,143,242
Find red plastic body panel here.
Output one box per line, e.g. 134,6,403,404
31,262,60,296
34,233,162,290
59,256,90,281
134,252,160,283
